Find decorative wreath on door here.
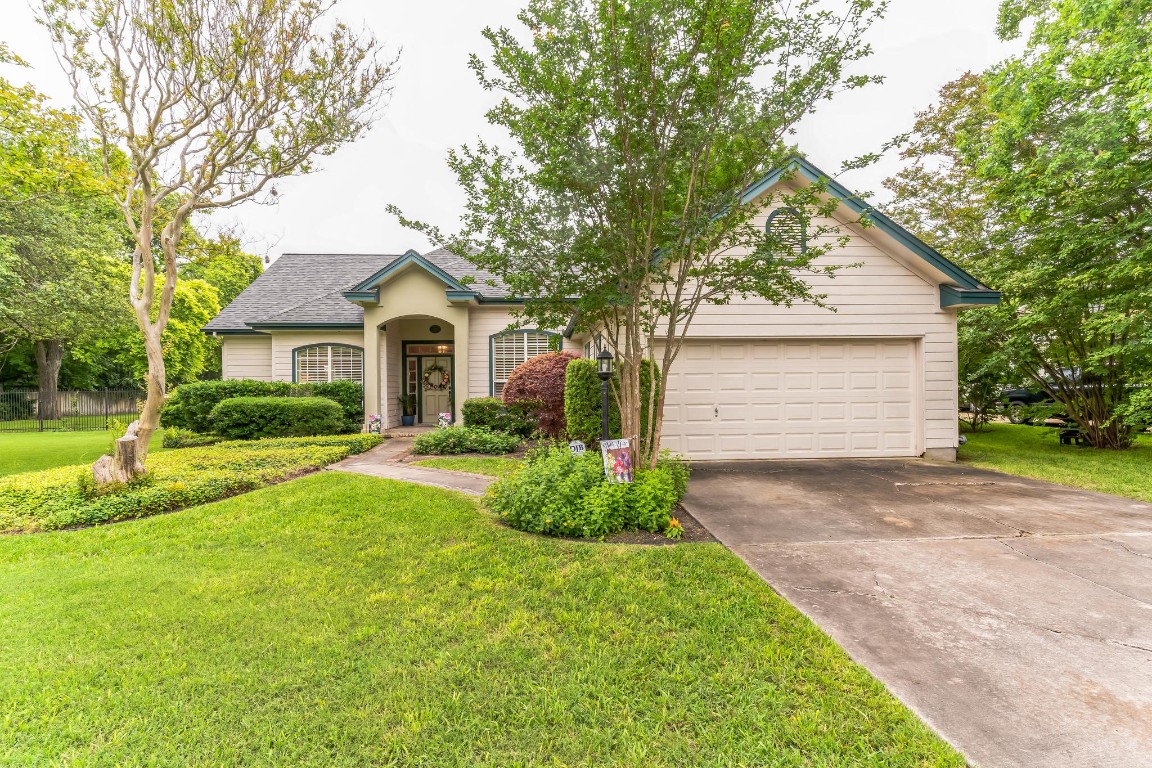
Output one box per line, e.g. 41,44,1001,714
422,364,450,391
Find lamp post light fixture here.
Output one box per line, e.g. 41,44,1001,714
596,348,613,441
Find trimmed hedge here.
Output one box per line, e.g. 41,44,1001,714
0,434,383,533
162,379,363,434
161,427,222,449
502,351,579,438
461,397,538,437
209,396,345,440
411,426,521,455
564,358,661,448
485,445,689,538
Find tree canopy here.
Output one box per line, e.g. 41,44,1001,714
395,0,886,465
40,0,396,469
886,0,1152,447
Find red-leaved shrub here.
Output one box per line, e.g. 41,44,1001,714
502,351,580,438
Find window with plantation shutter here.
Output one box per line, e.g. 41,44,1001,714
293,345,363,384
491,331,556,396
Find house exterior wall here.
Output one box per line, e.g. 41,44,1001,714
466,306,581,400
267,330,365,382
220,334,274,380
572,200,962,459
672,206,958,454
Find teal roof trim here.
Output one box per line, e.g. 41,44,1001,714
940,285,1001,308
743,156,989,291
344,249,469,297
343,290,378,302
446,290,480,302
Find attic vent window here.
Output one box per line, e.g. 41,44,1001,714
765,206,807,261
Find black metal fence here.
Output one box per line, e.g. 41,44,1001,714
0,389,144,433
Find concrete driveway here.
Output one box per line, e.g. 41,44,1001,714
682,460,1152,768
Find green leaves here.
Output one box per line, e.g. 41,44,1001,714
887,0,1152,447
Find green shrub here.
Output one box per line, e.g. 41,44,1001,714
411,426,520,455
309,380,365,432
485,447,611,537
0,434,382,533
564,358,660,448
461,397,539,437
162,379,363,433
209,396,345,440
485,445,690,538
162,427,222,449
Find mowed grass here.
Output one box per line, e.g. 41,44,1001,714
0,473,962,767
959,423,1152,502
411,455,522,476
0,430,163,477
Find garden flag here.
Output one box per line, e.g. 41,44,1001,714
600,439,633,484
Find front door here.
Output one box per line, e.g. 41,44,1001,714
419,355,452,423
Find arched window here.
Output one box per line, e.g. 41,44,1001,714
765,206,807,261
491,331,557,395
293,344,364,383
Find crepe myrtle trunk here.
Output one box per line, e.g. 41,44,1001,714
34,339,64,421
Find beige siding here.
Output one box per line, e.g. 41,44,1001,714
661,207,958,453
466,306,579,399
221,335,273,380
268,331,365,381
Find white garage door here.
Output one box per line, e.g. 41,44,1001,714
661,340,919,460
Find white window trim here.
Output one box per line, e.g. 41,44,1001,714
293,344,364,384
490,330,556,396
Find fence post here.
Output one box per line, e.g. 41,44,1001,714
104,389,110,430
38,390,44,433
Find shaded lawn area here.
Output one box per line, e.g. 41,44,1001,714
0,473,962,767
0,430,164,478
959,423,1152,502
412,455,522,476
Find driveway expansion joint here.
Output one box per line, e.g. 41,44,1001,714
998,538,1152,609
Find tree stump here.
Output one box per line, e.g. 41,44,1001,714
91,419,145,484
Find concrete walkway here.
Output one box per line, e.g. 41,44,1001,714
682,459,1152,768
328,438,495,496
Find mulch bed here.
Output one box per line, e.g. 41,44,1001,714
601,504,716,546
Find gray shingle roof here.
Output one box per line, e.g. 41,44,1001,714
204,249,512,332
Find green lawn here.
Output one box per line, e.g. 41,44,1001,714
0,473,961,767
0,430,164,477
412,455,522,476
959,423,1152,502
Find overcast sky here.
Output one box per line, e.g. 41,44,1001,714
3,0,1019,261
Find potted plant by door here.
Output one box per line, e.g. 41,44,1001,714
398,393,417,426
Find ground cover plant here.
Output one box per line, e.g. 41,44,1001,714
959,423,1152,502
411,426,520,455
411,456,522,476
0,431,164,477
486,445,689,538
0,434,381,533
0,472,963,766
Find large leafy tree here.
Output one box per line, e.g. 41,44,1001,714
0,45,129,417
395,0,885,466
41,0,396,475
886,0,1152,448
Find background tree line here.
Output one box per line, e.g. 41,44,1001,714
884,0,1152,448
0,43,263,414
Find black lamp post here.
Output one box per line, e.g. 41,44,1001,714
597,348,613,441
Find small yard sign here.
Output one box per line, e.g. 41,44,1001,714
437,412,453,428
568,440,586,455
600,439,633,484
